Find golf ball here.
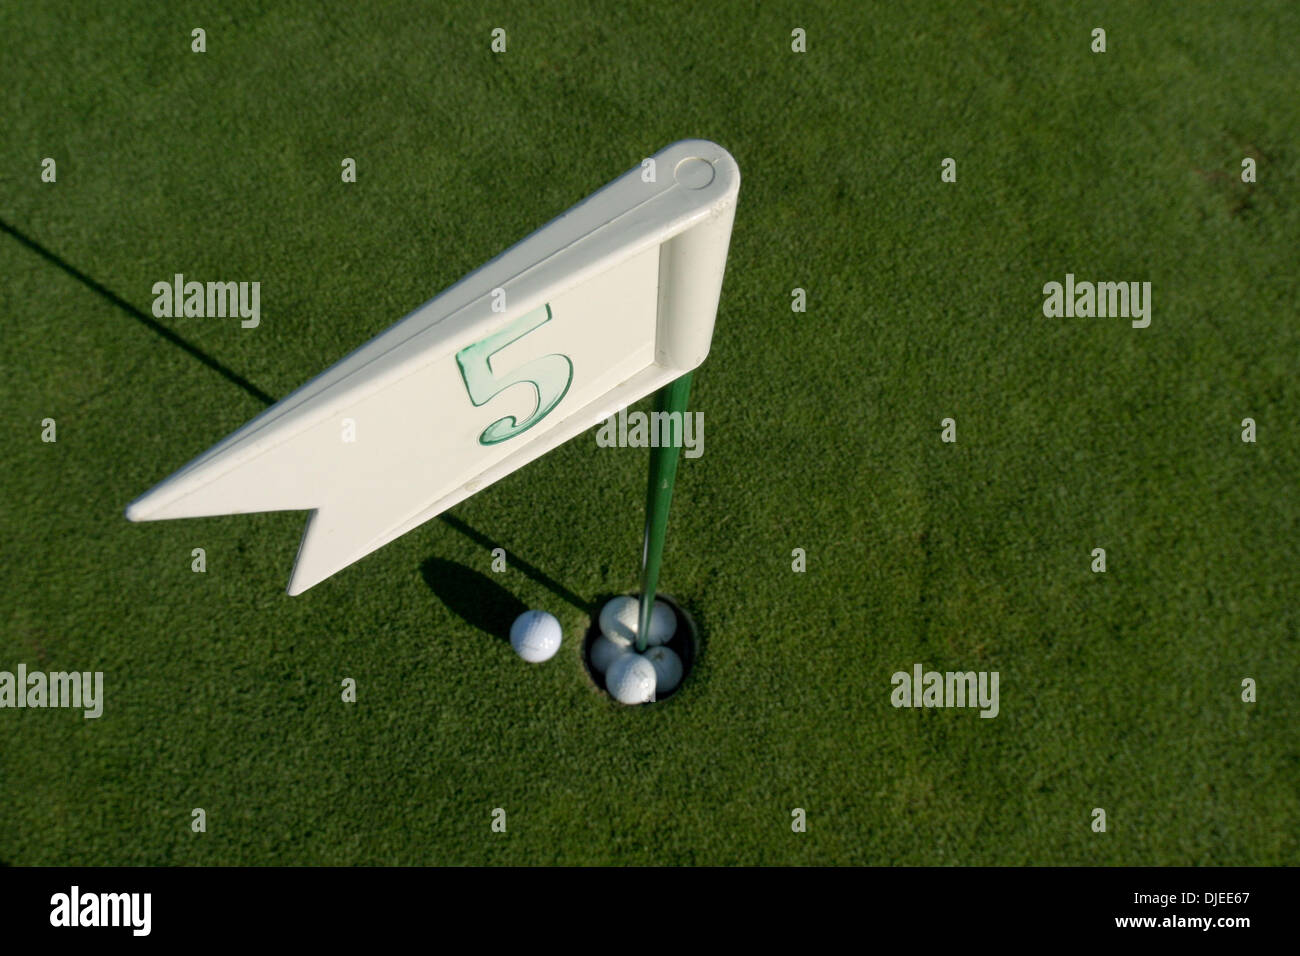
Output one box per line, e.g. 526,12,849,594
509,610,562,663
605,653,657,705
590,635,631,674
642,645,683,695
598,595,677,646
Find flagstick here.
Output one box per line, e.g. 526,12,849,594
636,372,693,652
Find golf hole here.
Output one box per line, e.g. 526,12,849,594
582,594,698,704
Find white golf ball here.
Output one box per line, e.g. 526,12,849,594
605,653,657,705
598,595,677,647
590,635,631,674
509,610,562,663
643,645,683,695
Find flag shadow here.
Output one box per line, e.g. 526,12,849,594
0,217,276,406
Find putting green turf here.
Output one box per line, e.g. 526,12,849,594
2,0,1297,865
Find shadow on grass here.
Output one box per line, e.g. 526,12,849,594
420,559,526,643
0,217,276,405
436,514,588,613
2,217,589,611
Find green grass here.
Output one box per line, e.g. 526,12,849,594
1,0,1297,865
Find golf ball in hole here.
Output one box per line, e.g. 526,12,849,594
509,610,561,663
642,645,683,695
598,595,676,646
590,635,631,674
605,653,657,705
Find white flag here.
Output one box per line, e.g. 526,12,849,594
126,140,740,594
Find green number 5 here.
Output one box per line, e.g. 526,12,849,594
455,304,574,445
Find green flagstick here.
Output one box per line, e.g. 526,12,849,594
636,372,693,652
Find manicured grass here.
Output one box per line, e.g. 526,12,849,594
1,0,1296,865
